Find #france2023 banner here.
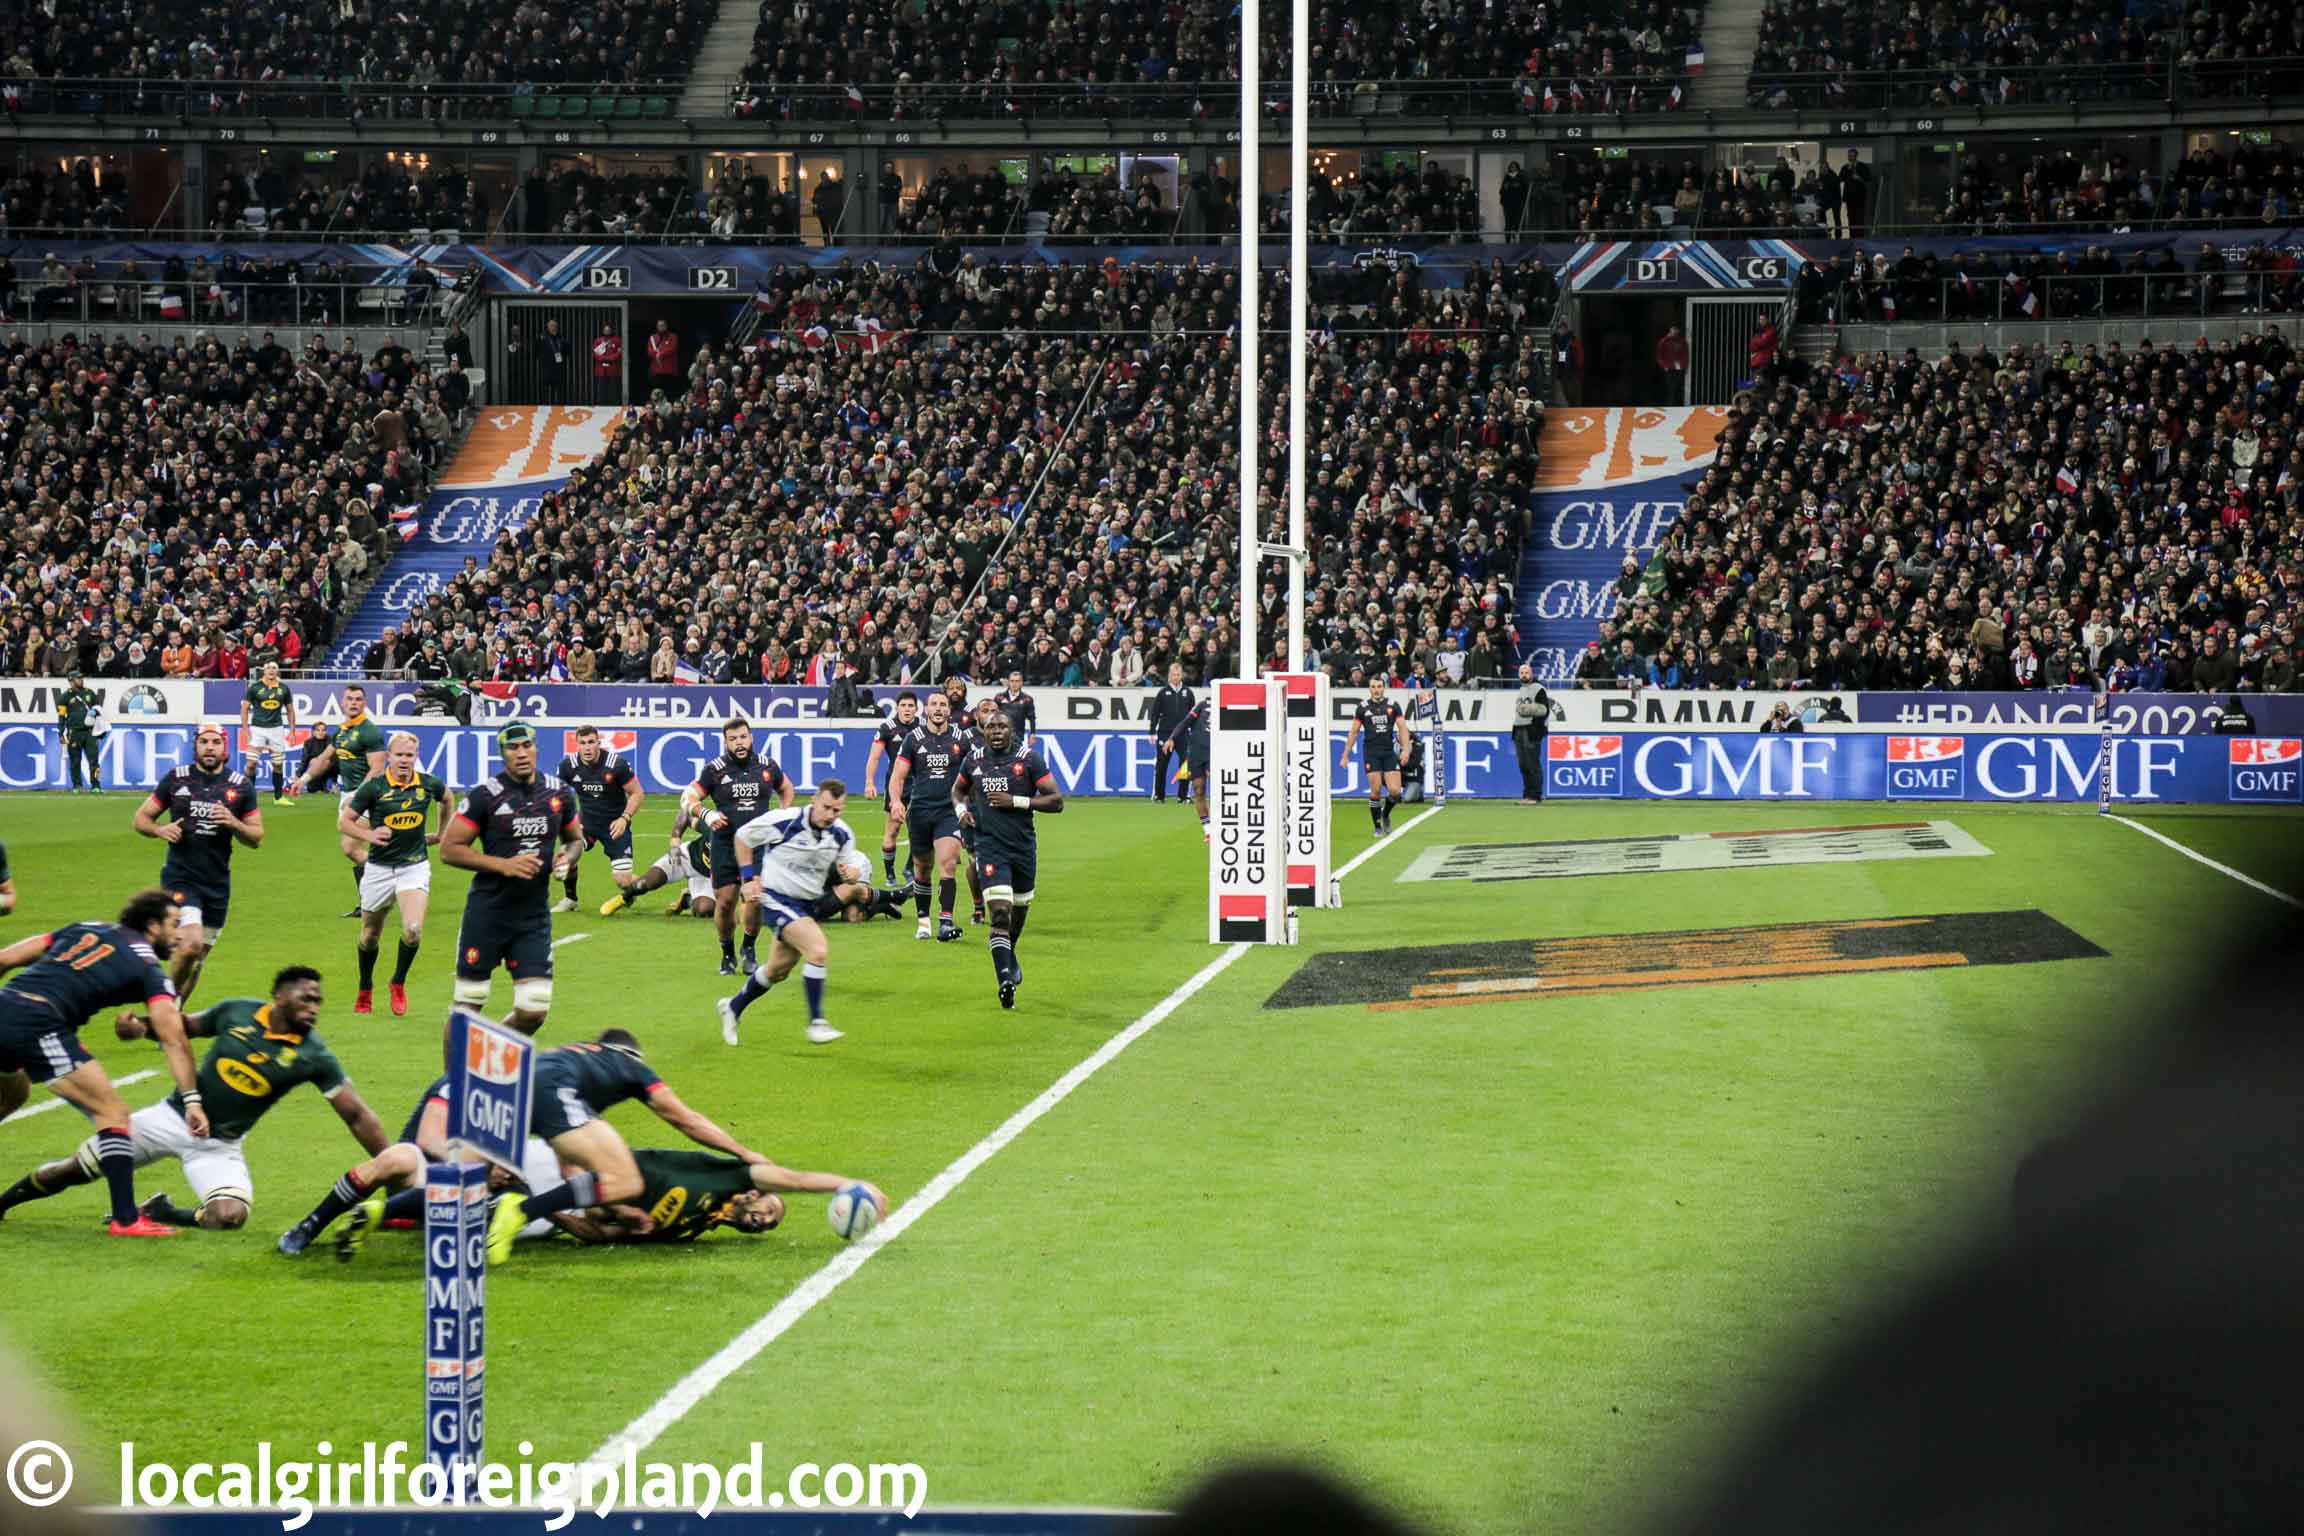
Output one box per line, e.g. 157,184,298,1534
1519,408,1729,685
1544,730,2304,805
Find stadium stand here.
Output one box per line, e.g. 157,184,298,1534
1580,333,2304,694
373,258,1543,688
1745,0,2174,110
0,332,461,679
0,0,712,86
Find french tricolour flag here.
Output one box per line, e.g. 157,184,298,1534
1685,44,1705,72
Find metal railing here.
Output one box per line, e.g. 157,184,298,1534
1795,268,2304,329
3,57,2300,126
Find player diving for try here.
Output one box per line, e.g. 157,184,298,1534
555,724,643,913
133,723,263,1004
0,891,205,1235
340,731,450,1015
955,706,1063,1009
1339,678,1414,837
1,966,387,1232
716,779,906,1047
861,690,920,886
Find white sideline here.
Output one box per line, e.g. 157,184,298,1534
583,802,1443,1471
3,1069,157,1125
2107,814,2303,911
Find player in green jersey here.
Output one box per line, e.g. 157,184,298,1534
239,662,298,803
293,684,390,915
340,732,450,1016
0,966,388,1231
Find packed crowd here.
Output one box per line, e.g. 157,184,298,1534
1793,241,2304,326
1915,140,2304,234
1273,162,1484,241
1745,0,2173,109
0,331,472,679
367,256,1546,690
880,168,1022,243
739,0,1700,111
0,0,710,86
1573,332,2304,694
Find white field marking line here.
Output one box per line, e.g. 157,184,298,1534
2107,814,2304,910
1332,803,1442,881
5,1069,157,1125
584,803,1443,1470
550,932,591,949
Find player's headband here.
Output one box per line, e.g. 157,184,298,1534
194,723,227,741
497,723,536,749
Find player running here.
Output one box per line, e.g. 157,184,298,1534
955,707,1063,1009
440,722,583,1039
0,890,203,1235
1340,679,1413,837
861,691,920,885
483,1029,769,1264
536,1148,885,1245
716,780,873,1047
555,724,643,913
291,684,389,915
340,732,449,1016
2,967,386,1233
600,808,718,919
240,662,298,804
133,723,263,1004
888,691,971,942
681,718,795,977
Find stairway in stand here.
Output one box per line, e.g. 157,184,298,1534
680,1,757,120
1686,0,1766,111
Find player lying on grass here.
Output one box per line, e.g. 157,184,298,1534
0,967,387,1232
716,780,910,1048
599,807,719,919
0,891,204,1236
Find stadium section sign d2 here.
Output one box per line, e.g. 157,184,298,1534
1210,680,1292,944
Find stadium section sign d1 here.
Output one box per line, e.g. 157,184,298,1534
1210,680,1292,945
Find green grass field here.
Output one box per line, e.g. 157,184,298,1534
2,790,2300,1531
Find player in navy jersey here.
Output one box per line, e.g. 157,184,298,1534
132,723,263,1004
681,718,796,976
861,691,920,886
440,723,584,1040
555,724,644,912
888,692,971,942
956,708,1062,1009
0,889,203,1234
1340,679,1414,837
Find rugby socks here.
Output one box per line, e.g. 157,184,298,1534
729,964,775,1017
271,761,286,800
562,868,580,902
519,1169,599,1222
143,1192,205,1226
382,1186,426,1224
881,846,898,884
1370,799,1384,832
801,961,827,1021
96,1126,140,1226
351,861,365,896
988,930,1015,983
1384,794,1401,830
356,941,380,990
938,877,956,919
393,940,420,985
297,1168,375,1235
911,878,931,918
0,1167,62,1214
719,936,736,965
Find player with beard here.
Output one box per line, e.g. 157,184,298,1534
681,718,795,976
861,691,920,886
440,723,584,1040
955,707,1062,1009
887,691,969,942
132,723,263,1004
0,890,204,1235
554,724,643,912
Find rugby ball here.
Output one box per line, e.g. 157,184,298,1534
827,1183,880,1241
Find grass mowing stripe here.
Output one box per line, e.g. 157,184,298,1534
585,804,1444,1470
2108,813,2304,910
3,1069,158,1124
583,939,1253,1473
